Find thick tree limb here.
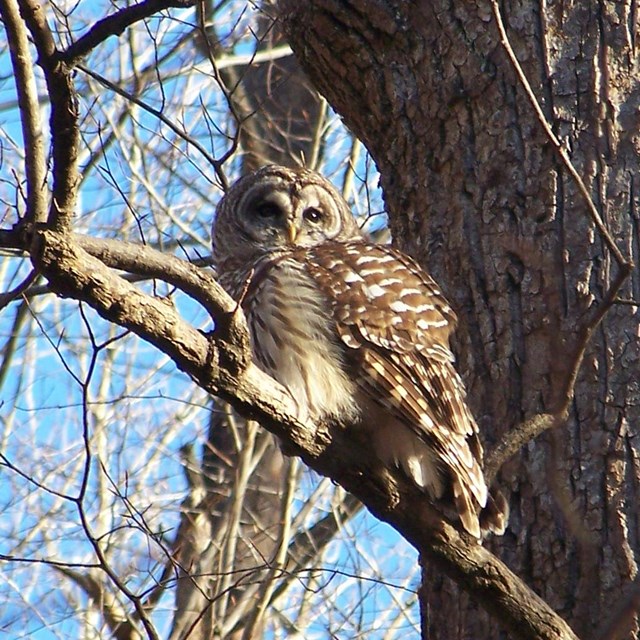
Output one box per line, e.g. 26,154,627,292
0,222,577,638
0,199,580,640
23,225,578,640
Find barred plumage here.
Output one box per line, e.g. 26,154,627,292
212,165,508,538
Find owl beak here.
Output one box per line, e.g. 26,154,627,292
285,221,298,244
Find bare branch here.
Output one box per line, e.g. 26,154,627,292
0,0,48,224
77,63,230,189
72,234,232,319
28,225,578,640
0,554,99,569
17,0,79,229
53,567,140,640
60,0,196,67
554,264,633,411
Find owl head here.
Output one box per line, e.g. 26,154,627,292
212,165,362,268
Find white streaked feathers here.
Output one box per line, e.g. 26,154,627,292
246,256,358,424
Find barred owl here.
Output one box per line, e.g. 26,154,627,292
212,165,507,538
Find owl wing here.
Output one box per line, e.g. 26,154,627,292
303,241,488,536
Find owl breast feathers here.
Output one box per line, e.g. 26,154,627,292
212,164,508,538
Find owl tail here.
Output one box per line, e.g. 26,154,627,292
452,480,482,538
480,487,509,537
453,481,509,539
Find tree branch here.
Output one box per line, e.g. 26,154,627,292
72,234,233,320
53,567,140,640
0,0,48,225
28,226,578,640
0,205,580,638
30,228,314,452
17,0,79,230
59,0,196,67
76,64,229,189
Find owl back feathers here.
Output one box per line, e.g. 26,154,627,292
302,242,506,538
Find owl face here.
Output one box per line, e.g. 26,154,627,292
212,165,362,267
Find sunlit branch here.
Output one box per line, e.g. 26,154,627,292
35,226,576,640
0,0,48,225
18,0,80,230
60,0,197,66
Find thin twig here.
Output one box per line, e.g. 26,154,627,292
74,327,161,640
491,0,629,269
77,63,227,188
215,420,259,623
241,458,299,640
556,264,633,408
0,553,99,569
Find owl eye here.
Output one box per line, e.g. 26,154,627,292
255,202,282,219
303,207,324,224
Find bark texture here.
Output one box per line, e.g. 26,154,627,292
280,1,640,638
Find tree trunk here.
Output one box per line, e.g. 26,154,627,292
280,1,640,638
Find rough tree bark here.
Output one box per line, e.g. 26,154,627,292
279,1,639,639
